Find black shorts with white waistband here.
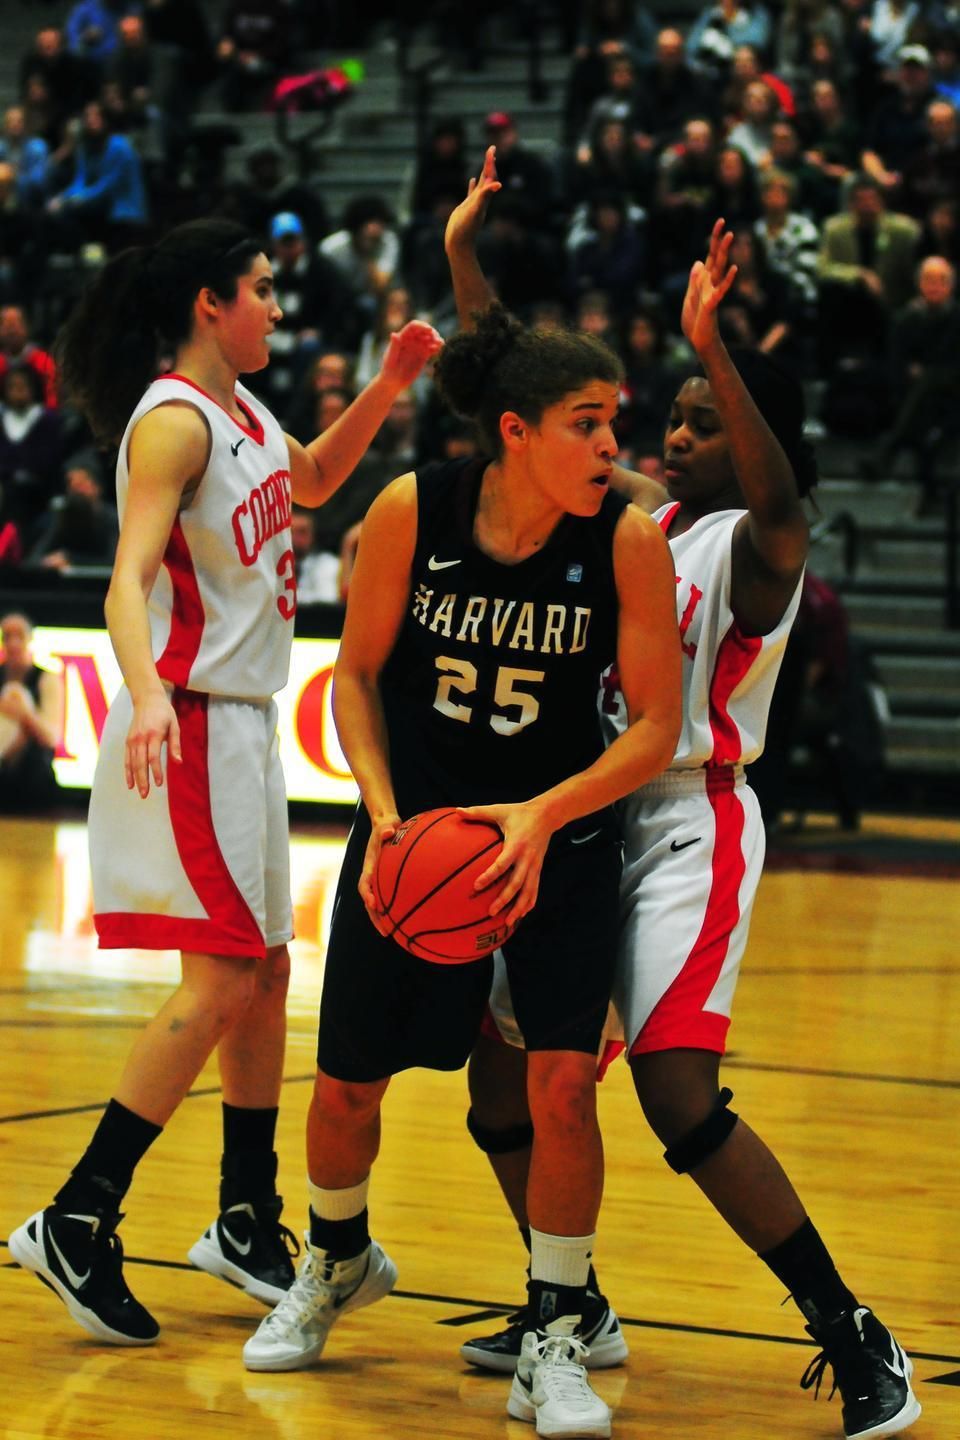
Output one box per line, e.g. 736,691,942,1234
316,808,622,1083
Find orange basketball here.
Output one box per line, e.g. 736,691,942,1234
374,808,517,963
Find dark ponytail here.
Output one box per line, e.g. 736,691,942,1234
435,303,623,456
56,219,262,442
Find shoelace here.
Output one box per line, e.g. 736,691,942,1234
532,1334,595,1406
800,1349,838,1402
263,1257,339,1331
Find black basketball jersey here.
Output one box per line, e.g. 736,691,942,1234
379,457,627,832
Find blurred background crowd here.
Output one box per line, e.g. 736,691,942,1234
0,0,957,596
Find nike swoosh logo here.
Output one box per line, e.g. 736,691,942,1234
428,555,461,570
883,1336,905,1379
48,1229,91,1290
515,1369,534,1394
230,437,246,456
670,837,701,852
222,1226,252,1256
570,829,603,846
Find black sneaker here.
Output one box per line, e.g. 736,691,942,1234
188,1197,299,1305
801,1306,922,1439
8,1207,159,1344
461,1292,628,1374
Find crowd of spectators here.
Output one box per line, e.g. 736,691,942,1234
1,0,959,600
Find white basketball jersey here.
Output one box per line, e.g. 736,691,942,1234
116,375,295,699
603,502,802,767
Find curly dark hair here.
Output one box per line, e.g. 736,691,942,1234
434,304,623,456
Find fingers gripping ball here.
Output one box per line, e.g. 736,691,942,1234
374,808,517,963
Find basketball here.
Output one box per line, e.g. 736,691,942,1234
374,807,516,963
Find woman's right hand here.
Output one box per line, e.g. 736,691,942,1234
359,813,401,931
444,146,501,255
125,689,181,798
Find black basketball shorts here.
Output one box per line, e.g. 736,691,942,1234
316,808,622,1083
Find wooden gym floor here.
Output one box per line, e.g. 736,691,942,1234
1,813,957,1440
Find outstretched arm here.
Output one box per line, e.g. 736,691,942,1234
682,219,808,633
444,145,501,330
286,322,442,505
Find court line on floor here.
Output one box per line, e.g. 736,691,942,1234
2,1053,957,1126
2,1244,957,1366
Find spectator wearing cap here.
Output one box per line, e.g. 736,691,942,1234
862,46,939,193
483,112,557,217
259,210,363,416
867,0,921,70
320,196,401,317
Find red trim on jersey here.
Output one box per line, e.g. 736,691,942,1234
708,623,763,766
95,691,267,956
597,1038,626,1081
156,516,205,689
163,373,266,445
629,777,744,1056
658,501,681,535
166,689,264,953
96,913,265,956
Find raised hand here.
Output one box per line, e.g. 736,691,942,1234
444,145,502,255
379,319,444,388
681,218,738,356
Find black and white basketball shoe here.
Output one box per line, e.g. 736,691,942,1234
801,1306,921,1438
188,1197,298,1305
8,1207,159,1344
461,1289,628,1373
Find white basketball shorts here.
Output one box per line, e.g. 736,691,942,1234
487,766,764,1064
89,686,292,957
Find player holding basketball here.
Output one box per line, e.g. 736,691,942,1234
242,246,683,1438
8,218,441,1345
451,154,920,1440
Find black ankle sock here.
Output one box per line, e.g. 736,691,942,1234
219,1103,280,1209
54,1099,162,1214
760,1218,858,1328
528,1279,589,1330
309,1206,370,1261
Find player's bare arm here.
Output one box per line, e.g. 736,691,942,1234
287,322,442,506
445,146,501,330
683,220,808,635
467,508,681,924
106,401,210,796
332,473,418,914
610,461,668,513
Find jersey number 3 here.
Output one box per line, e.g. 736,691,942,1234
434,656,544,736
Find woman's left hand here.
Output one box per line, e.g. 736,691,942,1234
458,798,555,926
681,218,738,355
379,320,444,389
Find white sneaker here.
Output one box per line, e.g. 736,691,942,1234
507,1330,613,1438
242,1239,397,1372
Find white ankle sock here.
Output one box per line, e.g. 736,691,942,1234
308,1176,369,1222
529,1227,595,1289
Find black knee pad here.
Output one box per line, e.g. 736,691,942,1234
466,1107,534,1156
663,1087,738,1174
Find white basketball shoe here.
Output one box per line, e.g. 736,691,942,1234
242,1238,397,1371
507,1328,613,1438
